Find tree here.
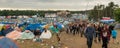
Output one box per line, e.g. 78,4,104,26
107,2,119,18
114,8,120,23
88,2,118,21
88,5,104,21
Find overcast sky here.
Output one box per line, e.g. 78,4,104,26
0,0,120,11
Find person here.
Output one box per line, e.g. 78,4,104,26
97,24,102,43
85,23,96,48
101,26,109,48
111,28,117,44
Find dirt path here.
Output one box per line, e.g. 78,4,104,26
60,30,120,48
18,30,120,48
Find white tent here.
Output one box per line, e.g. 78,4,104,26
40,30,52,39
19,31,35,39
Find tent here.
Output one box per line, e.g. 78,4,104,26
42,24,50,29
0,24,4,31
19,30,35,39
63,21,69,25
1,22,15,24
56,23,64,30
114,24,120,29
1,27,13,36
6,30,22,40
0,37,18,48
40,30,52,39
49,26,59,33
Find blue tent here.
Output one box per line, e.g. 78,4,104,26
0,37,18,48
56,23,64,30
1,27,13,36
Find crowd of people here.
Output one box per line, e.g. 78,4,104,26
66,21,118,48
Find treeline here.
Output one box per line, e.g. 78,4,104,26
88,2,119,21
0,10,85,17
0,10,56,16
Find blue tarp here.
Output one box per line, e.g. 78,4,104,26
25,24,45,32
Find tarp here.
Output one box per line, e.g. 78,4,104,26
0,37,18,48
40,30,52,39
6,30,22,40
19,31,35,39
25,24,44,31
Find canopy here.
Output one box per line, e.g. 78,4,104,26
100,19,115,23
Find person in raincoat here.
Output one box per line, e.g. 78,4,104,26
85,23,96,48
111,28,118,44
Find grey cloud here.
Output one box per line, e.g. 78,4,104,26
0,0,120,10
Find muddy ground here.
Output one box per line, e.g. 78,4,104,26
18,30,120,48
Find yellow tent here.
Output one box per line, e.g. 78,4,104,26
0,24,4,31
